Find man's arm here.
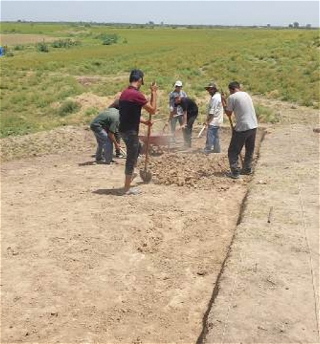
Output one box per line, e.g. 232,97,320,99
142,82,158,115
107,131,121,150
221,93,232,117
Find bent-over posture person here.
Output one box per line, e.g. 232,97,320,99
172,94,198,148
90,100,121,165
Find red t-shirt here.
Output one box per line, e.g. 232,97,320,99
119,86,147,133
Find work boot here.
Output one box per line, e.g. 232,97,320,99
240,168,253,175
226,171,241,179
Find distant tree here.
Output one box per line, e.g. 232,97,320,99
288,24,293,28
293,22,299,28
267,24,271,28
306,24,312,29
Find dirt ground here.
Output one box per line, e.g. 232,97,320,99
1,96,318,343
1,118,262,343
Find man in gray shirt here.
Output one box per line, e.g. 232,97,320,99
222,81,258,179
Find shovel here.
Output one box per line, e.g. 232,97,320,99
197,124,206,138
139,112,153,183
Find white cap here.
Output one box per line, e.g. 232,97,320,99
174,80,183,87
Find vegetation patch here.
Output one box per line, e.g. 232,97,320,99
0,23,319,137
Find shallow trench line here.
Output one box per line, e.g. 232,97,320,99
196,129,267,344
287,117,320,340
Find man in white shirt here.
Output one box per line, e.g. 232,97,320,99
222,81,258,179
203,82,223,154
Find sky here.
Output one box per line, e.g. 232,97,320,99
1,1,319,27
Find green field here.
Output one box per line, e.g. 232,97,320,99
0,22,319,137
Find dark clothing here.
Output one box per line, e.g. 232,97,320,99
119,86,147,134
90,108,119,134
179,97,198,118
183,115,197,148
177,97,198,147
228,128,257,175
120,131,140,176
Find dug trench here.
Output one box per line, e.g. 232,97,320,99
1,125,265,343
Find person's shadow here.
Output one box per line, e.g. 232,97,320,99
78,161,96,166
93,188,124,196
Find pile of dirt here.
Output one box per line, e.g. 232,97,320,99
1,126,95,162
145,151,235,189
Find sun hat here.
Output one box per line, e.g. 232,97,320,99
174,80,183,87
205,81,218,89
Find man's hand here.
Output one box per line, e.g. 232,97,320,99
150,81,158,92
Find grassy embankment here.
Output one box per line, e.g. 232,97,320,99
0,22,319,137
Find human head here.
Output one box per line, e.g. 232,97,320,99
172,92,181,104
129,69,144,87
228,81,241,94
174,80,183,90
205,81,218,95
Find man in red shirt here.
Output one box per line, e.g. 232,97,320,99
119,69,158,195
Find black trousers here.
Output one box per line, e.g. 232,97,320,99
228,128,257,174
183,113,198,147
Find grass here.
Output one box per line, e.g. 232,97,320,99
0,23,319,137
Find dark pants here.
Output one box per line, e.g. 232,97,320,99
183,113,198,148
120,131,140,176
228,128,257,175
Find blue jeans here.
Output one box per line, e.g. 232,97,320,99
120,131,140,176
91,127,113,163
170,116,183,135
205,125,221,153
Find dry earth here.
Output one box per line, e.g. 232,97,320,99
1,96,318,343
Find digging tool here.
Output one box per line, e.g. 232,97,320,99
139,81,156,183
119,146,127,157
197,124,206,138
139,112,153,183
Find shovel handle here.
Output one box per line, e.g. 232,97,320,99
144,113,152,171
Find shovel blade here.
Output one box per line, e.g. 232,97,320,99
140,169,152,183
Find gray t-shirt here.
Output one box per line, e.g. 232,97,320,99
226,91,258,131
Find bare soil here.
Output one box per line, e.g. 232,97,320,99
2,95,317,343
1,120,263,343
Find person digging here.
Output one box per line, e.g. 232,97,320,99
119,69,158,195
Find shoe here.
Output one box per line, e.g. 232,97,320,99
203,149,212,155
124,187,141,196
115,154,126,159
241,169,253,175
226,171,240,179
96,159,116,165
96,159,106,164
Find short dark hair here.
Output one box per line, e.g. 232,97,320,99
228,81,240,90
129,69,144,84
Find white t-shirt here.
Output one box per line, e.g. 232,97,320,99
226,91,258,131
208,92,223,126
